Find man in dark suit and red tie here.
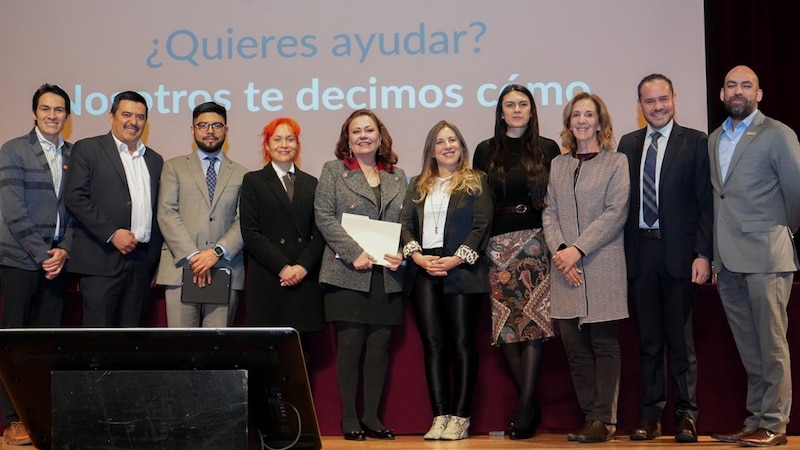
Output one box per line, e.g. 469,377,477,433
64,91,164,328
619,73,712,444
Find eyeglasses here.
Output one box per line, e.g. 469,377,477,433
194,122,226,131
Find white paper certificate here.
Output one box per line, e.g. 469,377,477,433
341,213,401,266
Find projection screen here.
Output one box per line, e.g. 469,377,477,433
0,0,707,177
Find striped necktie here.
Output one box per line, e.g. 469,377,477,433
205,156,218,203
642,132,661,227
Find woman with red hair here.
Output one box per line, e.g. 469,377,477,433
240,117,326,362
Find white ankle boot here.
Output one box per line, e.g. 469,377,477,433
440,416,470,440
423,415,450,440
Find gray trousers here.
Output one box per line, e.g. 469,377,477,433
717,266,793,433
164,285,238,327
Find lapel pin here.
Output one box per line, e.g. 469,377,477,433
746,131,757,136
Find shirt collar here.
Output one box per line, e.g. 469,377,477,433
271,161,296,178
111,133,146,156
197,149,224,163
723,109,759,134
646,119,675,141
34,126,64,150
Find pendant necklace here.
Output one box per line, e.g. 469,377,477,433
431,177,451,234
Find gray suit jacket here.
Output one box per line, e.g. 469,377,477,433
155,152,247,289
708,111,800,273
314,159,407,293
0,129,72,270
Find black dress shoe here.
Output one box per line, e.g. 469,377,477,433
711,425,756,443
341,420,366,441
342,429,366,441
360,422,395,440
738,428,787,447
674,415,697,443
630,418,661,440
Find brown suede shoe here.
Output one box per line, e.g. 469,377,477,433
674,415,697,443
711,425,756,443
738,428,787,447
578,420,616,443
630,418,661,440
2,421,32,446
567,421,591,442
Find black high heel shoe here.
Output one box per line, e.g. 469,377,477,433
360,422,395,440
509,403,541,440
341,421,366,441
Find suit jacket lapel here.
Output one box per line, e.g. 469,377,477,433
184,154,211,208
263,165,303,232
58,142,71,201
708,131,723,189
629,129,647,207
377,170,403,218
211,157,234,210
660,124,683,180
342,168,377,206
444,189,464,236
101,133,129,189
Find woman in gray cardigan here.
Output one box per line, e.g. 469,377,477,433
314,109,407,441
542,92,630,443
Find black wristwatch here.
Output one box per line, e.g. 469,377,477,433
213,245,224,259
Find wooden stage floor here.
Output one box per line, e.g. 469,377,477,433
7,433,796,449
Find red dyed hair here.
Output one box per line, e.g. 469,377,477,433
261,117,302,163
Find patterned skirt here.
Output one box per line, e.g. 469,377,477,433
486,229,555,345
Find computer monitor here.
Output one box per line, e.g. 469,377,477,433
0,327,321,450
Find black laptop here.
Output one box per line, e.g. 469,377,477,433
0,327,321,450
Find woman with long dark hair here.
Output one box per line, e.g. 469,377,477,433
472,84,560,439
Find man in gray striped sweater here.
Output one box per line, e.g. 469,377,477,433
0,84,73,446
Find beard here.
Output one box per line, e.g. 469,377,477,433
724,95,756,121
196,137,225,153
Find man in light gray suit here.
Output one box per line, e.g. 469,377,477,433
708,65,800,447
0,83,73,446
156,102,247,327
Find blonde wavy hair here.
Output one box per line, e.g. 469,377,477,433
413,120,482,202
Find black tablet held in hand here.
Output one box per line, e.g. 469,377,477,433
181,266,231,304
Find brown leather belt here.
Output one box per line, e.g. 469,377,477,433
639,229,661,239
495,204,530,215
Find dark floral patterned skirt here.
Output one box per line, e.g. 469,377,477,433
486,229,555,345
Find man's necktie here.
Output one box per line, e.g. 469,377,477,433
283,172,295,202
642,132,661,227
205,156,218,203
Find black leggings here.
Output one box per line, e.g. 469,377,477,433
411,272,482,418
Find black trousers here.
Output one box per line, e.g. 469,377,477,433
629,237,698,421
0,265,69,424
79,249,152,327
559,318,620,424
410,271,482,418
